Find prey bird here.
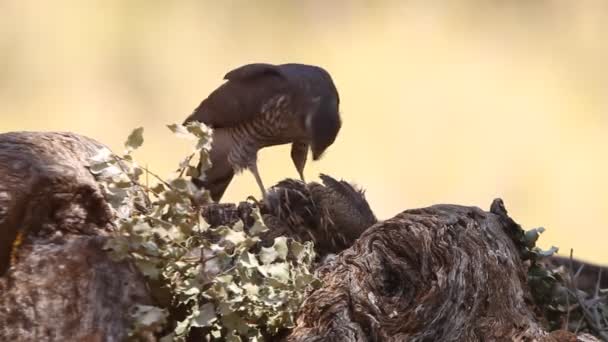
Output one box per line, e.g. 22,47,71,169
183,63,342,202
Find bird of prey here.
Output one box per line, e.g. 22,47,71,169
183,63,342,202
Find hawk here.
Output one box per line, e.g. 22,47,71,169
183,63,342,201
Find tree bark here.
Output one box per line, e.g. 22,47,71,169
0,132,601,342
0,132,153,341
285,201,600,342
286,202,533,340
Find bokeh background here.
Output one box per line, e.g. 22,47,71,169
1,1,606,263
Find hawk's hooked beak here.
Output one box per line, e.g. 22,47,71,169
312,149,324,161
306,96,340,161
305,109,325,160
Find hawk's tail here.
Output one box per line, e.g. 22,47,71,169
192,163,234,202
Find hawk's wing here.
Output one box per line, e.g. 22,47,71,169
184,63,290,128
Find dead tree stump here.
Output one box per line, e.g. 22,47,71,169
0,131,600,341
0,132,153,341
286,203,594,342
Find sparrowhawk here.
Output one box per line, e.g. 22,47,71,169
183,63,342,202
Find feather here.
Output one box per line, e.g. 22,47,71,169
184,65,288,128
223,63,284,81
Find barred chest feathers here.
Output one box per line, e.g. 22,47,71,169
225,94,306,172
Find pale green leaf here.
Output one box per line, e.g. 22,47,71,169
167,123,191,138
242,283,259,297
221,312,250,335
216,274,234,284
186,165,199,178
537,246,559,257
171,178,189,191
150,183,166,194
125,127,144,151
239,252,260,268
216,301,234,316
232,220,244,232
273,237,288,261
131,304,168,328
258,263,290,283
174,318,191,336
249,209,269,236
224,228,247,245
88,161,110,175
185,121,213,139
93,163,123,178
291,240,315,263
294,272,317,290
259,246,279,264
191,303,217,328
89,147,113,163
290,240,306,261
135,260,160,280
183,287,200,296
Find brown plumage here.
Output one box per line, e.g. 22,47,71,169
183,63,342,202
262,174,377,255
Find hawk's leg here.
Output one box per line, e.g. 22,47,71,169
291,142,309,183
249,161,267,199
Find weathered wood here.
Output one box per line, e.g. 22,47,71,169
0,132,153,341
0,131,602,342
0,235,153,341
285,201,598,342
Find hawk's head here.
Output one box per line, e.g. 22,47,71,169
306,86,341,161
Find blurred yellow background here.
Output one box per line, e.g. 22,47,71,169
1,1,606,263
